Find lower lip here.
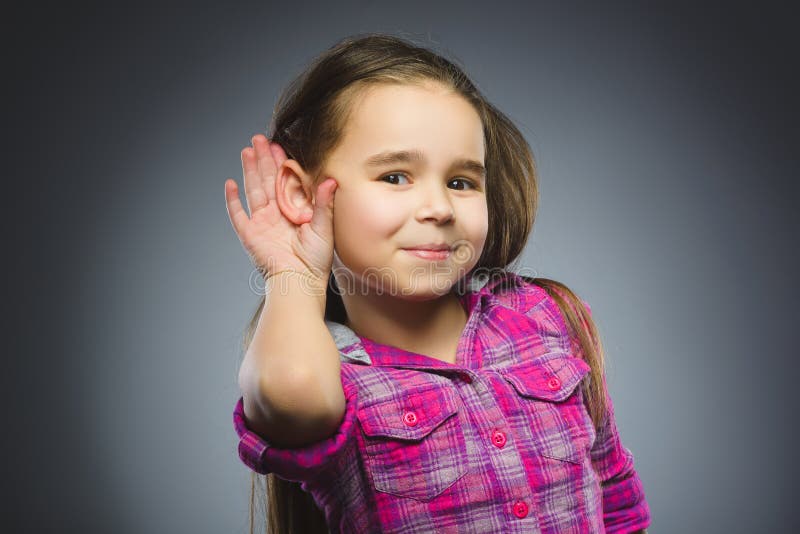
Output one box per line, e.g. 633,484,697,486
403,249,451,260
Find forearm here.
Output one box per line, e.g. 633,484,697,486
238,273,344,419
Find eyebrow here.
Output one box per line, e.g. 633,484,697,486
364,149,487,179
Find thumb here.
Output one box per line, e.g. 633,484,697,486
308,177,337,236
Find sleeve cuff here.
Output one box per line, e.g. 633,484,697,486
233,380,358,482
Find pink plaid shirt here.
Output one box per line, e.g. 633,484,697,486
233,269,651,533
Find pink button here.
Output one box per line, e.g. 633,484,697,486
403,411,418,426
547,376,561,390
512,500,528,518
491,429,507,448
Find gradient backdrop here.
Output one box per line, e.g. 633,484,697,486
9,1,797,532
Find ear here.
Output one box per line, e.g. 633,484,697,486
274,159,315,225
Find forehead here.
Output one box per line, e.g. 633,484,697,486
336,83,485,161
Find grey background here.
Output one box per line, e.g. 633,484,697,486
9,1,797,532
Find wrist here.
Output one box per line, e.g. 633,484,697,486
264,268,329,300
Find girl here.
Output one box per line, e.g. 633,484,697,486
225,33,651,534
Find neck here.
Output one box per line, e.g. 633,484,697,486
342,288,468,359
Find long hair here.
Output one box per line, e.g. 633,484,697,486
237,32,608,534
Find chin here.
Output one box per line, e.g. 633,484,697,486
395,274,458,300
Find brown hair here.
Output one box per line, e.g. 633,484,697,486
237,32,608,534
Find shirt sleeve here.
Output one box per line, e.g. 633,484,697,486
589,374,651,532
579,299,651,532
232,374,359,483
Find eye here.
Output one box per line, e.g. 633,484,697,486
448,177,478,191
379,172,410,185
379,173,479,190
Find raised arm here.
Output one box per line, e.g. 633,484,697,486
237,272,346,449
225,134,344,449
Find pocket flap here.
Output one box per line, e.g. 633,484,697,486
498,352,591,402
358,386,460,441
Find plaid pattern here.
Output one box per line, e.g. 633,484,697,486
233,269,651,533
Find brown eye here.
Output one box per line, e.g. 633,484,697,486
448,177,477,190
380,173,410,185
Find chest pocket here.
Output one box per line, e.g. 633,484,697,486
357,383,469,502
498,352,596,464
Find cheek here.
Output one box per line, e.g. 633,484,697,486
465,201,489,239
461,202,489,260
335,191,392,234
333,195,378,234
332,190,399,259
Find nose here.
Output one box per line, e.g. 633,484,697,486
415,182,454,224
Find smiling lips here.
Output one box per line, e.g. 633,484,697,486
402,243,453,260
405,243,452,251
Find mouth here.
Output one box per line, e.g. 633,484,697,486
403,243,452,251
402,248,452,261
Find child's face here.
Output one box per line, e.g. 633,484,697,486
323,82,489,299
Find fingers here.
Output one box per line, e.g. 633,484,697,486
241,145,268,215
319,177,338,210
252,135,278,204
269,141,288,167
233,133,285,225
224,178,250,238
308,177,338,236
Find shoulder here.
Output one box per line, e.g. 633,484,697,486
469,268,566,332
488,269,551,313
509,272,593,316
492,271,597,346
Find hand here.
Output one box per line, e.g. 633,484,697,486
224,134,338,287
